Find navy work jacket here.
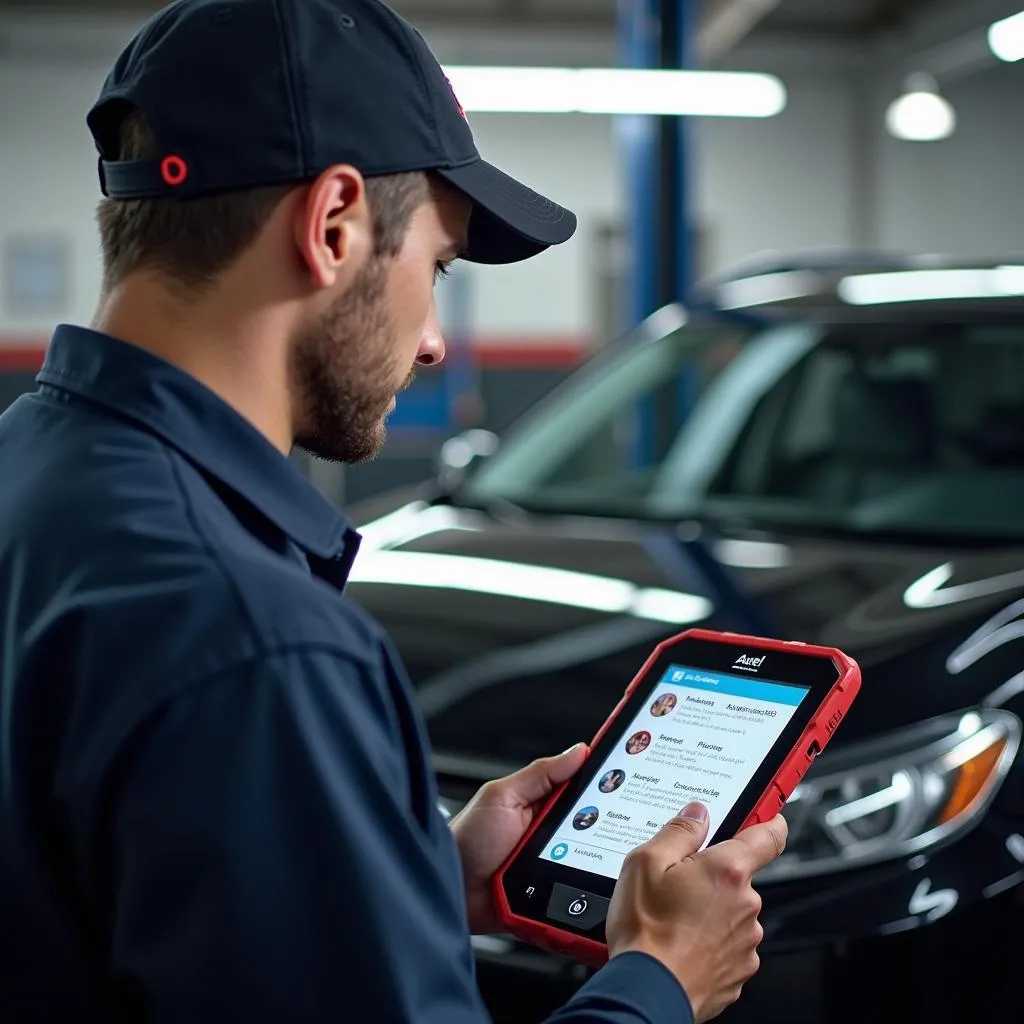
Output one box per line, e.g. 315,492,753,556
0,326,691,1024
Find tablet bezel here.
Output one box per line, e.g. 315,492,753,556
499,634,841,940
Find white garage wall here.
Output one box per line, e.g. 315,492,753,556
0,11,1022,347
0,58,114,340
698,69,859,272
876,62,1024,258
460,69,860,338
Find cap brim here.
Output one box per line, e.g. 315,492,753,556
436,159,577,265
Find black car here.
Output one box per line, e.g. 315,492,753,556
347,255,1024,1024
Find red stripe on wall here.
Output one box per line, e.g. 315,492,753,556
0,335,592,372
472,337,589,369
0,345,46,372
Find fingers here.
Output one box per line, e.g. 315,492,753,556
545,742,589,783
496,743,589,806
723,814,789,875
638,802,710,865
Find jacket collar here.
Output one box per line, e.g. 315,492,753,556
38,325,361,569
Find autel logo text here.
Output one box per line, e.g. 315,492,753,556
733,653,765,669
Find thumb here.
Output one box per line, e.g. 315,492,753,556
643,802,710,864
505,742,589,806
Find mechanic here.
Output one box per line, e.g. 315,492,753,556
0,1,787,1022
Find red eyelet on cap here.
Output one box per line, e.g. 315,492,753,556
160,154,188,187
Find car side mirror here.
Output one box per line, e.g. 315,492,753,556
436,428,499,489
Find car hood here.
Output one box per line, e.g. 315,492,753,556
346,497,1024,769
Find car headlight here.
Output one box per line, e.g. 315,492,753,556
758,708,1021,882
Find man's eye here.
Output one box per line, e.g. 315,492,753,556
434,262,451,282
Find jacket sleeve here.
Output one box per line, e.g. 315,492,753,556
98,645,691,1024
546,953,694,1024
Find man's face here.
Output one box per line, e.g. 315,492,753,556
291,180,470,463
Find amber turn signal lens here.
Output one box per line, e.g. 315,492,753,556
937,736,1007,825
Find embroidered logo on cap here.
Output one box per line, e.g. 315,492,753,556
444,75,467,121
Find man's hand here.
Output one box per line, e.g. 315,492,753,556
449,742,588,934
607,803,788,1023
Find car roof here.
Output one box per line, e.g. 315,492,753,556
694,249,1024,323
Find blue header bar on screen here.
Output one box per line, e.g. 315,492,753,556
661,665,809,706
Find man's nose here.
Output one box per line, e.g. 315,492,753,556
416,301,446,367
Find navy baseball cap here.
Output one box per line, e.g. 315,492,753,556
86,0,577,265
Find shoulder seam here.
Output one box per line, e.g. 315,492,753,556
167,640,380,700
97,640,384,785
86,641,389,832
162,445,267,655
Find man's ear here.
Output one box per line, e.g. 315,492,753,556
294,164,372,290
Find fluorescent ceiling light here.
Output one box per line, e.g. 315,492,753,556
349,550,712,625
442,66,786,117
838,266,1024,305
989,10,1024,62
884,73,955,142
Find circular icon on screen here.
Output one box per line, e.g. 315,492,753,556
625,730,652,755
568,896,588,916
599,768,626,793
551,842,569,860
572,806,600,830
650,693,677,717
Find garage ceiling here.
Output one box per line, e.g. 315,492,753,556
0,0,1018,60
760,0,939,34
0,0,956,32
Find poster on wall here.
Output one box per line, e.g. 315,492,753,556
3,233,72,317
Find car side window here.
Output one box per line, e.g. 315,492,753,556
710,343,942,508
775,351,854,464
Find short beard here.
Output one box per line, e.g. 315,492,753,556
290,256,411,464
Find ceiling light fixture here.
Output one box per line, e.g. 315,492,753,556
884,72,956,141
989,10,1024,62
441,66,787,118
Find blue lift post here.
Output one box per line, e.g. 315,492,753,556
386,264,479,436
619,0,776,636
618,0,698,467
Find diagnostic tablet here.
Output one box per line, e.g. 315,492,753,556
493,627,861,966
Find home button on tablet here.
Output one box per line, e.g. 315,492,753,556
547,883,610,930
568,896,588,917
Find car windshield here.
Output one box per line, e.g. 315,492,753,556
460,313,1024,541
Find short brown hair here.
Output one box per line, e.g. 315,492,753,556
96,107,430,295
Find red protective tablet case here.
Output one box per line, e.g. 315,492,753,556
492,627,862,967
